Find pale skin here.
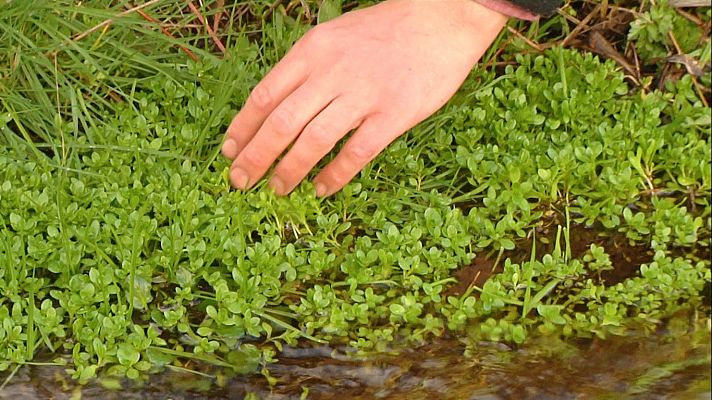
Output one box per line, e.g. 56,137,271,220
221,0,508,196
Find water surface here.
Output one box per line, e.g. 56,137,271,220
1,318,709,399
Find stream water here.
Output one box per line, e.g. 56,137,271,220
1,318,709,400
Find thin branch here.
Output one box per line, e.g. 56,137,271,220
73,0,162,42
133,8,199,62
299,0,312,21
212,0,225,35
669,0,711,6
506,26,543,52
561,4,601,47
187,1,227,56
668,31,710,107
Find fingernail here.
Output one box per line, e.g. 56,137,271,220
269,176,285,195
230,167,249,189
222,138,238,159
315,182,327,197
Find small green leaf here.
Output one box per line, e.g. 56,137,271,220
117,343,140,367
389,304,405,316
317,0,342,24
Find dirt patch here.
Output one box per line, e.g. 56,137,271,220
447,224,655,297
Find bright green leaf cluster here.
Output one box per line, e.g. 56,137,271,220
1,36,709,383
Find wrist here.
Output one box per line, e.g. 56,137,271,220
446,0,509,35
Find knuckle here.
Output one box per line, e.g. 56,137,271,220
304,122,336,151
242,150,269,169
249,84,273,110
288,153,312,170
268,107,296,136
302,26,328,47
326,167,350,185
272,164,291,179
273,165,300,184
343,144,375,162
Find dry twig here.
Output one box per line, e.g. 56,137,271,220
669,0,711,6
561,4,600,47
589,31,639,83
188,0,227,55
506,26,543,52
668,31,709,107
134,8,199,62
212,0,225,35
73,0,162,42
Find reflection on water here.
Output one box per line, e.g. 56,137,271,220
1,318,709,400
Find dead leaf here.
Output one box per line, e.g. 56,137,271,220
667,54,706,76
589,31,638,79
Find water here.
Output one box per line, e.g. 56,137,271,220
1,318,709,399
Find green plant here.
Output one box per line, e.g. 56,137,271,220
628,0,706,62
0,0,710,385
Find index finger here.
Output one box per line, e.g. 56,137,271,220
221,45,310,159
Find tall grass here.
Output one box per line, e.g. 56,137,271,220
0,0,272,163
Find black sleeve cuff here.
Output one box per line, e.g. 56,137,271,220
508,0,562,17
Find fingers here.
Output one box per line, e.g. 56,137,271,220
228,78,336,190
268,97,364,195
313,115,403,197
221,47,309,159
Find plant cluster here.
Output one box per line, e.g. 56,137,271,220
628,0,710,64
1,0,710,386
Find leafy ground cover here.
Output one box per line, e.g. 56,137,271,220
1,0,710,390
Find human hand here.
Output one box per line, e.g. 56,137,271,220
221,0,508,196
